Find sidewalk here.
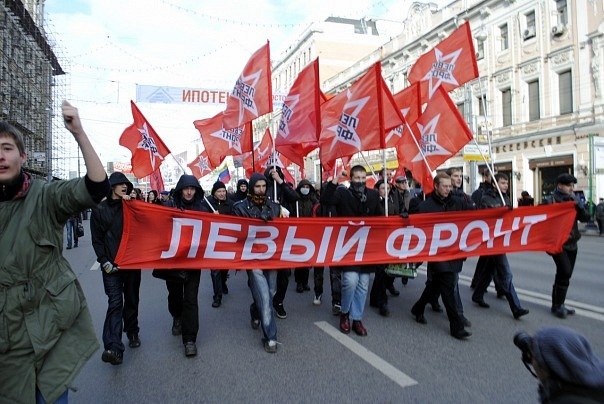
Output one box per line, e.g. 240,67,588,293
579,222,601,236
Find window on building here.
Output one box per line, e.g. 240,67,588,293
524,11,536,40
500,24,509,50
457,102,466,121
556,0,568,25
559,70,572,115
501,88,512,126
528,80,540,121
477,95,487,117
476,39,485,60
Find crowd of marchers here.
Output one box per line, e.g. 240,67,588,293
1,103,599,403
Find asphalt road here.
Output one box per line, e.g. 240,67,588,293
64,224,604,403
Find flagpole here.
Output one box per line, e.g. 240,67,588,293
382,149,388,217
403,121,435,179
169,153,186,174
358,151,379,180
476,76,505,206
203,195,217,213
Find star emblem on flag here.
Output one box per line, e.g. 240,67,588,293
232,70,262,126
411,114,451,162
210,127,244,154
422,48,462,99
277,94,300,140
385,107,411,144
136,122,164,171
328,90,370,152
196,154,211,172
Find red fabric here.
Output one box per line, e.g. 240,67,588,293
243,128,273,176
275,58,326,167
408,21,479,102
321,155,352,180
119,101,171,179
188,150,214,180
115,201,576,270
194,112,253,167
384,83,421,149
149,167,165,193
222,41,273,130
396,87,473,194
319,62,404,166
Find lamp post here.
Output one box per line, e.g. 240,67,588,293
585,133,599,231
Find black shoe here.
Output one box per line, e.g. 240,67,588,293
264,339,278,353
496,291,506,299
101,349,123,365
513,308,529,319
222,284,229,295
74,244,78,248
172,317,182,336
451,329,472,340
184,342,197,357
431,303,443,313
401,277,408,286
303,284,311,291
472,297,490,308
332,303,341,316
296,283,304,293
212,297,221,308
411,306,427,324
551,305,568,319
461,316,472,328
66,246,72,250
378,305,390,317
274,303,287,319
127,334,141,348
387,286,400,296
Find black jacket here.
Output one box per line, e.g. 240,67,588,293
173,175,204,212
91,197,124,266
290,179,318,218
418,192,472,273
263,167,299,206
202,195,233,215
480,186,511,209
543,188,590,251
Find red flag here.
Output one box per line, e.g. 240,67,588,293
187,150,214,180
318,62,404,167
243,128,273,175
408,21,479,102
321,155,352,182
194,112,253,167
222,41,273,130
384,83,421,148
149,167,165,192
119,101,171,179
275,58,326,167
396,87,473,194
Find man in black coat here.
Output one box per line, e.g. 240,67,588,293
202,180,234,308
321,165,383,336
411,172,472,340
543,173,590,318
91,172,141,365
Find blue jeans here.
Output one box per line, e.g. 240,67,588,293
473,254,522,312
102,270,141,352
36,389,68,404
341,271,369,321
247,270,277,341
65,219,77,247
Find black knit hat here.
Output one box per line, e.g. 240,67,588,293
211,180,227,196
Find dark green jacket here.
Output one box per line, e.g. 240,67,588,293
0,177,101,403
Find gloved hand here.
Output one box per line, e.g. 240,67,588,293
102,262,118,274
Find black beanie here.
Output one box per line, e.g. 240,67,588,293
211,181,227,196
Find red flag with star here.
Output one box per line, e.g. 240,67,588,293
384,82,422,149
242,128,273,175
321,155,352,182
194,112,253,167
149,167,165,192
275,58,326,167
119,101,171,179
187,150,214,180
396,87,473,194
318,62,404,170
408,21,478,102
222,41,273,130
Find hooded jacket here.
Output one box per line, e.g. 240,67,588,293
173,174,204,211
263,166,299,206
91,172,133,266
291,179,318,218
232,173,281,219
233,179,248,201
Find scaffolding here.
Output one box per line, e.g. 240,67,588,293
0,0,67,180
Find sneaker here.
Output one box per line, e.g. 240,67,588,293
184,341,197,357
101,349,123,365
313,294,322,306
264,339,278,354
127,333,141,348
274,303,287,319
172,317,182,336
332,303,341,316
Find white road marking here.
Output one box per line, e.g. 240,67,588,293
315,321,418,389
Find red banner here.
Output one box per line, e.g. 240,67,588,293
115,202,576,270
